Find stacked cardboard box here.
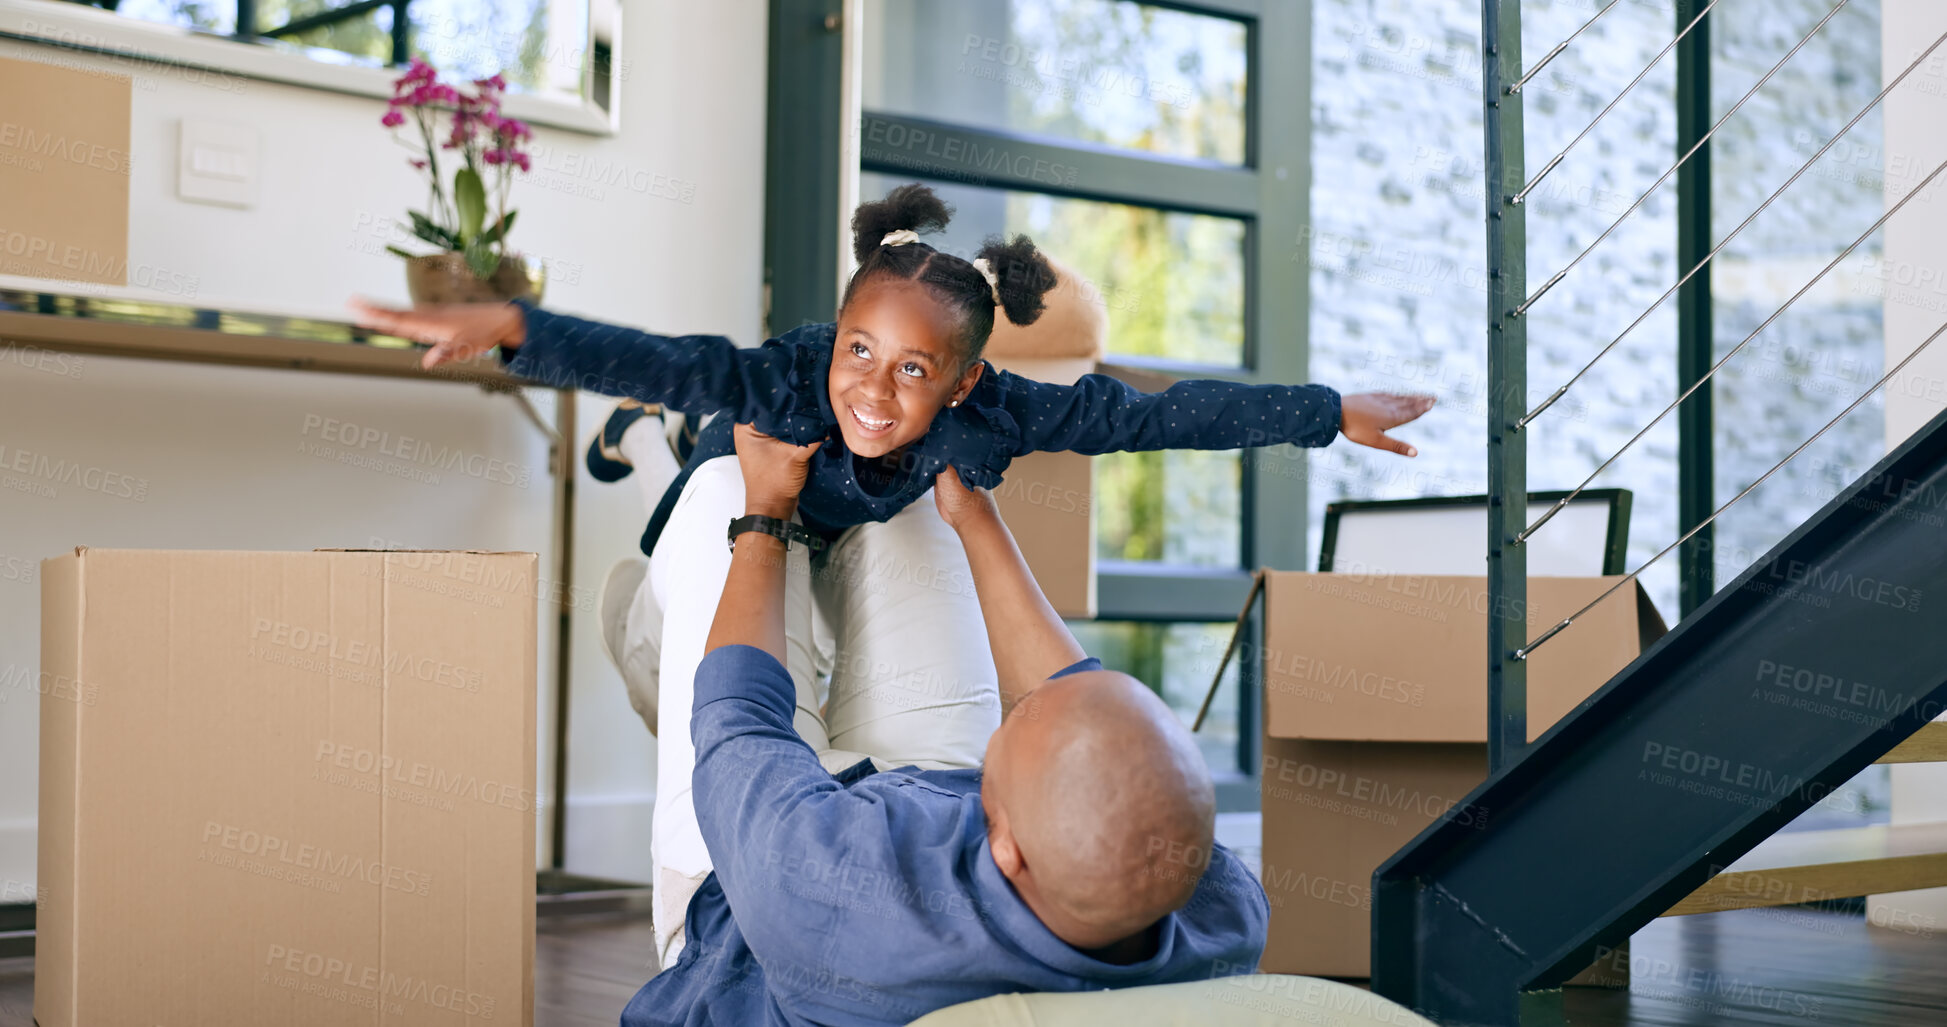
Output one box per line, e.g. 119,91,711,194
38,548,537,1027
983,259,1181,620
1252,571,1664,980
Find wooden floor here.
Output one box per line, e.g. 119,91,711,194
0,906,1939,1025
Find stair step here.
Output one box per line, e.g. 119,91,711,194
1876,722,1947,763
1663,822,1947,916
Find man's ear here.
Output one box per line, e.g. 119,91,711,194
989,814,1025,880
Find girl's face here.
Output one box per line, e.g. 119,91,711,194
829,277,985,459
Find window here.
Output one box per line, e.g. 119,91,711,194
852,172,1248,365
772,0,1307,784
29,0,614,114
855,168,1248,567
863,0,1248,164
1306,0,1686,616
1706,1,1889,832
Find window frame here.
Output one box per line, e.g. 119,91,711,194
0,0,616,134
765,0,1310,794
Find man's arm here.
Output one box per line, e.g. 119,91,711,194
705,421,823,664
688,424,867,973
933,466,1087,713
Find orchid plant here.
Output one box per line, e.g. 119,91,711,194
380,57,533,279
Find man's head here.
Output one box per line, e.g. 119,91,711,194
980,668,1217,953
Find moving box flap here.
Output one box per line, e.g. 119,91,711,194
1259,572,1659,743
982,254,1105,362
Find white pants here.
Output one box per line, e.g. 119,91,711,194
618,451,1002,966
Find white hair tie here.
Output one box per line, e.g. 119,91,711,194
880,229,921,247
970,257,1001,305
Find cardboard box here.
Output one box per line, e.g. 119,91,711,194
38,548,537,1027
985,355,1099,620
1253,572,1664,979
981,353,1182,621
980,255,1114,620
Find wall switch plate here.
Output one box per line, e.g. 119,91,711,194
177,119,259,208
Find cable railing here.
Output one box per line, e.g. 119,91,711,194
1509,0,1718,207
1512,0,1852,320
1519,23,1947,429
1522,152,1947,544
1479,0,1941,769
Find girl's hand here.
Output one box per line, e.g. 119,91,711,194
1340,392,1436,457
732,422,823,518
346,296,527,370
933,464,999,532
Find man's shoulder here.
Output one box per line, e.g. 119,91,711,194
1175,842,1271,933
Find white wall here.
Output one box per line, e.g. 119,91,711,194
1869,0,1947,937
0,0,768,893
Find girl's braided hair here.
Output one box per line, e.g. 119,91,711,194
840,182,1060,370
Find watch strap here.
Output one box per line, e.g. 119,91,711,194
727,513,826,552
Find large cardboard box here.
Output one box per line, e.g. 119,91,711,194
982,354,1181,622
983,254,1106,620
38,548,537,1027
1254,572,1664,979
985,354,1098,620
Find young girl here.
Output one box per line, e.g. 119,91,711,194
350,183,1431,964
350,183,1433,562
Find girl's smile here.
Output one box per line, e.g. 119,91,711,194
828,278,984,459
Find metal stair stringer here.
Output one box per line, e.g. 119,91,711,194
1370,404,1947,1027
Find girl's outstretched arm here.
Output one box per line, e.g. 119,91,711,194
987,368,1435,458
498,296,811,425
348,294,810,428
989,368,1345,456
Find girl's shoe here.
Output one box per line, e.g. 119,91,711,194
585,400,651,482
584,401,693,482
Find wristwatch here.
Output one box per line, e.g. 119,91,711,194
727,513,827,553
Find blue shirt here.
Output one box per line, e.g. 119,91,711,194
500,298,1342,553
619,644,1269,1027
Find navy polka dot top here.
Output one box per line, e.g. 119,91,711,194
501,296,1342,556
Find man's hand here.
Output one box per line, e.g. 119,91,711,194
1340,392,1436,457
732,422,823,519
346,296,526,371
932,464,999,532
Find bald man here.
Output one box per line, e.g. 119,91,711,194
619,421,1268,1026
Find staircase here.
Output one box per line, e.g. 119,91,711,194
1369,405,1947,1025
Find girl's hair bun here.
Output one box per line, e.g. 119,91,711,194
850,182,953,264
975,233,1059,328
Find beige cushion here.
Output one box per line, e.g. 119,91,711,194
905,974,1436,1027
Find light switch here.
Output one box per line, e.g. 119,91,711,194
178,119,259,207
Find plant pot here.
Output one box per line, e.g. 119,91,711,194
404,251,546,306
